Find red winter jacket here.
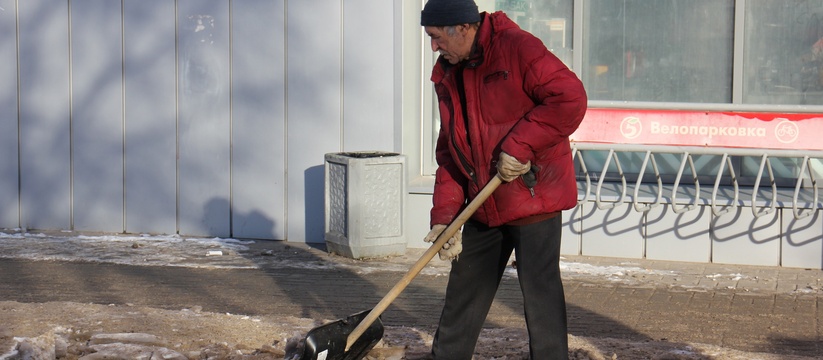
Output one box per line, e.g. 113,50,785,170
430,11,587,228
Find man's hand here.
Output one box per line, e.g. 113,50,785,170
424,224,462,261
497,152,531,182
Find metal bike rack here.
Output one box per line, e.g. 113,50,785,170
572,142,823,216
568,142,823,267
793,156,820,220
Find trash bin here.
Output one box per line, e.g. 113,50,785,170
324,151,407,259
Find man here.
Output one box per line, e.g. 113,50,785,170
420,0,587,359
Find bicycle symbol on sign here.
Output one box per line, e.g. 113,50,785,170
774,119,799,144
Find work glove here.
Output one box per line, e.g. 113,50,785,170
424,224,462,261
497,152,531,182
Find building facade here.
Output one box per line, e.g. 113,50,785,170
1,0,822,268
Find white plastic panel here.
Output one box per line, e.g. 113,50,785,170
0,0,18,228
18,0,71,230
177,0,231,237
645,204,711,263
561,205,583,255
70,1,124,232
287,0,342,243
123,0,178,234
342,0,394,152
781,209,823,269
580,202,645,258
231,0,287,240
712,207,781,266
406,193,435,249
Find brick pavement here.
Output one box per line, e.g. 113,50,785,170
249,241,823,357
0,237,821,358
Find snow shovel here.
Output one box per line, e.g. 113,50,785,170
292,174,504,360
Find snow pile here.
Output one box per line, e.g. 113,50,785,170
0,230,259,269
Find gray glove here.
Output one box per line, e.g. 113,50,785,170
424,224,462,261
497,152,531,182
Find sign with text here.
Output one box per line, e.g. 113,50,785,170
571,108,823,151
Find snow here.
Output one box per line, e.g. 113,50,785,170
1,228,819,360
0,229,741,287
0,230,259,270
0,229,668,288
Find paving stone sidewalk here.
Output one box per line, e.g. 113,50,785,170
247,240,823,357
0,233,821,358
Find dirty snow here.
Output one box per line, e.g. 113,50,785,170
0,229,745,286
0,229,819,360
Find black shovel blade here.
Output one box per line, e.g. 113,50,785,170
297,309,384,360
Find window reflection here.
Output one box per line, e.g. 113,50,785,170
744,0,823,105
493,0,574,67
582,0,734,103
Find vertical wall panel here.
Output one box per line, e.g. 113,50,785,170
0,0,19,228
645,205,711,263
579,203,645,258
177,0,231,237
124,0,177,234
231,0,286,240
287,0,342,243
712,207,781,266
781,210,823,269
561,205,582,255
70,1,124,232
342,0,393,152
18,0,71,230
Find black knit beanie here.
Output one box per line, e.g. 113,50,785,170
420,0,481,26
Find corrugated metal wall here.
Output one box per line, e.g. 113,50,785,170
0,0,399,242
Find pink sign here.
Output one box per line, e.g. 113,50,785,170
571,108,823,150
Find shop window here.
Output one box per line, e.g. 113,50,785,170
420,1,823,183
743,0,823,105
490,0,575,66
582,0,734,103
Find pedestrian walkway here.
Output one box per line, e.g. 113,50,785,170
301,243,823,358
0,230,821,358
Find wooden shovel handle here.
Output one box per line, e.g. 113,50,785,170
345,174,503,351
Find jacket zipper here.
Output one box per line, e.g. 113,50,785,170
450,118,476,183
451,67,477,184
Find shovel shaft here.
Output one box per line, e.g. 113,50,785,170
345,175,503,351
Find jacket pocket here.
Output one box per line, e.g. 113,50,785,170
483,70,509,83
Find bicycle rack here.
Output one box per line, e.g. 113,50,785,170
572,143,823,217
633,150,663,212
711,153,739,216
671,152,700,214
594,149,627,210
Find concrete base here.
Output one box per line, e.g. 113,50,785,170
325,238,407,259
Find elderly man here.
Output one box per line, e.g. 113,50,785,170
420,0,588,358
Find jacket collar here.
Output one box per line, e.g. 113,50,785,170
431,11,520,81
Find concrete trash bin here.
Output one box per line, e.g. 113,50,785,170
324,151,407,259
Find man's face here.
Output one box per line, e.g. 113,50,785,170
425,25,473,65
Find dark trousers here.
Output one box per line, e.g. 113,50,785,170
431,216,568,360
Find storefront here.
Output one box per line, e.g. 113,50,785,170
2,0,822,268
409,0,823,268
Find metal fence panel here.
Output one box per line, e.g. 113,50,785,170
231,0,286,240
177,0,231,237
18,0,72,230
0,0,18,228
123,0,178,234
70,0,124,232
286,0,342,243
